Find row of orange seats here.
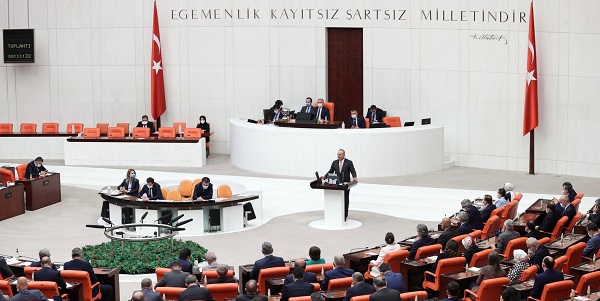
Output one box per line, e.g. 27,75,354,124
83,127,202,139
0,122,83,134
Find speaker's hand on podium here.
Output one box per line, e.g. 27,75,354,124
353,177,358,183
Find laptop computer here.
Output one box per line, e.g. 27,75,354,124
404,121,415,127
295,112,314,123
421,118,431,125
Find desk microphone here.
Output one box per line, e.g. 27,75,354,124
154,213,173,223
169,214,185,225
139,212,148,223
171,227,186,232
175,219,193,227
86,225,107,229
102,217,114,226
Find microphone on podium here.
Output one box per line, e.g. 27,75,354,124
139,212,149,223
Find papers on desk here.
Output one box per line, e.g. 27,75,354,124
5,257,19,265
19,261,32,267
468,267,481,273
66,283,73,289
365,252,378,256
214,198,227,201
405,238,416,243
425,256,438,262
575,297,590,301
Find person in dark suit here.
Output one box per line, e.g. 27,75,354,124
173,248,192,273
379,263,406,293
323,149,358,221
118,169,140,196
138,177,164,200
480,195,496,223
155,261,189,288
236,280,268,301
441,281,462,301
560,195,576,226
563,182,577,202
33,257,67,290
456,212,474,235
437,218,459,249
584,223,600,259
495,220,520,255
281,266,315,301
343,273,376,301
525,220,543,239
428,240,462,282
369,276,400,301
138,278,162,301
284,259,317,285
131,291,146,301
366,105,385,124
321,255,354,291
462,236,483,266
461,199,483,230
268,104,284,122
249,242,286,280
193,177,213,201
526,238,550,269
196,115,211,142
300,97,316,118
178,275,214,301
12,277,47,301
314,98,331,121
30,248,58,270
207,264,237,284
587,198,600,228
535,203,560,233
530,257,563,299
25,156,48,178
136,115,156,133
0,258,15,279
64,247,113,301
408,224,437,260
348,109,366,129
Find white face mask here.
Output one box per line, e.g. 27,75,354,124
200,120,205,124
351,114,357,119
35,163,41,167
274,110,280,114
147,185,153,189
142,121,148,125
202,185,209,189
317,103,323,108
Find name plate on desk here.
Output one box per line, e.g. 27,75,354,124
4,192,12,198
43,180,50,186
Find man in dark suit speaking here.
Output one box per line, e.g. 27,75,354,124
322,149,358,221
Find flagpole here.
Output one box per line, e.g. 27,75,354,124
529,129,535,174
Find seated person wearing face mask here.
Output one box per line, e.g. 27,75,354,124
301,97,315,117
347,109,366,129
136,115,156,133
314,98,330,122
118,169,140,196
138,177,164,200
196,115,210,142
269,105,283,122
25,156,48,178
193,177,213,201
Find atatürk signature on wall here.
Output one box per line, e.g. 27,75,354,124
470,33,507,45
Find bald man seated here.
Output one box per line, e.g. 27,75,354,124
321,255,354,291
236,280,267,301
12,277,46,301
437,217,459,249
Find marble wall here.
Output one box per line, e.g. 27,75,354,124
1,0,599,177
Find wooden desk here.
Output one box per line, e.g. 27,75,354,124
438,265,511,299
238,262,296,296
570,259,600,284
17,173,61,211
557,291,600,301
274,120,343,129
505,274,573,299
525,199,553,214
321,289,348,301
399,257,436,289
545,234,587,256
475,236,497,250
399,232,444,247
343,247,382,274
0,184,25,221
95,267,120,301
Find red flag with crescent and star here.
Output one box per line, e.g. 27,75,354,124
523,1,538,136
151,0,166,120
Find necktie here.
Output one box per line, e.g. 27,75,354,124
339,161,343,173
372,112,375,121
318,108,322,119
354,118,357,126
149,187,153,198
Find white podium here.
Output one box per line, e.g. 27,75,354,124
308,180,362,230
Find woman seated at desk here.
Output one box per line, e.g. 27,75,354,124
118,169,140,196
196,115,210,142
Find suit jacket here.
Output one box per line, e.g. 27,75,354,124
464,246,483,267
584,234,600,258
300,106,315,117
563,204,576,225
408,236,437,260
495,230,520,254
25,161,47,178
281,279,314,301
539,211,560,232
369,288,401,301
480,204,496,223
457,223,474,235
174,259,192,273
321,267,354,291
382,271,406,293
326,159,357,183
347,116,366,129
140,289,162,301
268,111,284,122
366,109,385,123
155,270,190,288
530,269,564,299
193,183,214,200
0,258,14,279
118,178,140,196
178,285,214,301
236,294,268,301
589,213,600,228
284,272,317,285
529,246,550,268
440,297,462,301
11,289,47,301
139,183,164,200
555,202,565,215
136,121,156,133
343,282,376,301
30,261,58,270
207,277,236,284
314,106,330,121
34,266,67,289
63,259,100,295
526,229,544,240
249,255,286,280
466,206,483,230
437,228,459,249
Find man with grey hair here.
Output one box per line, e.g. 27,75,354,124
199,251,219,270
236,280,267,301
138,278,161,301
321,255,354,291
370,276,401,301
407,224,436,260
526,237,549,269
504,182,515,201
207,264,236,284
64,247,113,301
495,220,520,254
343,272,375,301
456,212,474,235
560,194,576,226
311,292,324,301
249,242,285,280
131,291,146,301
31,248,58,270
178,275,214,301
461,198,483,230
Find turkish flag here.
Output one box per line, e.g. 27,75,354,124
150,0,166,120
523,2,538,136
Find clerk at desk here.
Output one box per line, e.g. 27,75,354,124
118,169,140,196
139,177,164,200
193,177,213,201
136,115,156,133
25,156,48,178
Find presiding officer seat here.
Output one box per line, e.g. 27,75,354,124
42,123,59,134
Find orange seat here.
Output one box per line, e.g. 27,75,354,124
155,287,185,301
155,268,171,282
520,265,538,282
470,249,494,268
28,281,68,299
499,237,528,260
313,102,335,121
201,269,235,281
464,277,509,301
166,190,182,201
554,256,567,273
132,127,150,138
173,122,187,133
350,296,370,301
311,283,320,291
0,123,13,133
415,244,442,260
161,187,169,200
42,122,59,134
364,118,370,128
501,200,519,225
327,276,353,291
0,280,13,298
257,267,290,294
382,116,401,127
540,216,569,241
571,198,581,214
575,270,600,295
61,270,101,301
107,127,125,138
96,123,109,135
184,128,201,138
481,215,501,240
538,237,551,246
192,178,203,190
526,280,573,301
20,123,37,133
217,185,233,198
25,266,42,279
178,180,193,200
469,230,483,240
575,192,584,200
400,291,427,301
564,212,583,234
563,242,585,274
16,163,28,180
490,206,505,220
451,234,469,253
289,297,312,301
207,283,239,301
66,123,84,134
305,263,334,275
365,249,408,279
158,127,176,138
423,257,466,291
0,169,15,185
116,123,130,136
83,128,101,138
